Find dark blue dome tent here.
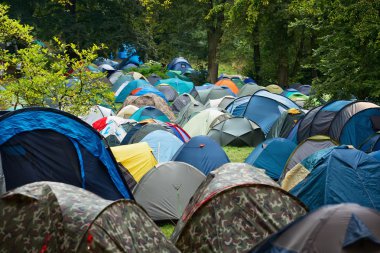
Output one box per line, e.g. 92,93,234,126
117,43,143,70
167,57,192,74
0,108,132,200
172,136,230,175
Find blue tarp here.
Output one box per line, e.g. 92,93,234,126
245,138,297,181
141,130,183,163
172,136,230,175
290,146,380,211
0,108,132,200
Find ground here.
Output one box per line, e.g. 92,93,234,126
159,146,253,238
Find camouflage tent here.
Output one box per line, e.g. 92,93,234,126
122,93,176,121
0,181,179,253
171,163,307,253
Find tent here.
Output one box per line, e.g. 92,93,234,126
130,106,171,122
167,57,192,74
157,84,179,102
81,105,115,125
208,117,265,147
250,203,380,253
147,73,162,85
370,150,380,161
122,93,176,121
266,84,283,94
141,130,183,163
127,71,149,82
183,108,231,137
0,181,179,252
116,105,139,119
172,93,195,113
171,163,307,253
115,79,151,103
279,135,338,182
240,90,300,134
225,95,251,117
297,100,380,147
111,143,157,183
128,123,171,144
245,138,297,181
172,136,230,175
238,83,265,97
175,99,205,127
0,108,132,200
205,95,235,110
133,161,205,221
130,86,167,101
296,84,312,95
154,78,194,95
197,86,236,104
359,131,380,153
267,108,304,139
287,146,380,211
215,79,239,94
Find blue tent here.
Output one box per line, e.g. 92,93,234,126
130,106,171,122
172,136,230,175
167,57,192,74
241,90,300,134
115,79,151,103
290,146,380,211
154,78,194,95
226,96,251,117
141,130,183,163
370,150,380,161
359,132,380,153
0,108,132,200
112,74,133,92
245,138,297,181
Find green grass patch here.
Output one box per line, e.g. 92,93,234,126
160,223,175,238
223,146,253,163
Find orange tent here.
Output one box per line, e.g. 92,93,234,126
215,79,239,94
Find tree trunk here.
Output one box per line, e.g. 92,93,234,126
207,29,221,83
252,23,261,84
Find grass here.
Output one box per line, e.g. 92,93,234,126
158,146,253,238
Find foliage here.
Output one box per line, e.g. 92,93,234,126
223,146,253,163
127,60,168,79
160,223,175,238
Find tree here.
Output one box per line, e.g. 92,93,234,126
0,4,113,115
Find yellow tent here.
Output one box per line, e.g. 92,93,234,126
266,84,284,94
111,143,157,182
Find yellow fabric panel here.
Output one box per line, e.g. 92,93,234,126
111,142,157,182
281,163,310,192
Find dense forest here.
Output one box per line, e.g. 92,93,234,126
1,0,380,102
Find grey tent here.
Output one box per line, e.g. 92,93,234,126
251,203,380,253
205,96,236,110
267,108,304,139
175,99,205,127
238,84,265,97
197,86,235,104
148,73,162,85
133,161,206,221
128,123,171,144
172,93,196,114
208,117,265,147
279,135,338,182
157,84,179,102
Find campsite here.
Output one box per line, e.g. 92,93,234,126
1,1,380,252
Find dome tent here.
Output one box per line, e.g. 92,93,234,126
208,117,265,147
133,162,206,221
130,106,171,122
172,136,230,175
288,146,380,211
157,84,179,102
167,57,192,74
250,203,380,253
0,108,132,200
171,163,307,253
197,85,236,104
128,123,170,144
279,135,338,183
267,108,304,139
245,138,297,181
0,181,179,252
215,79,239,94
